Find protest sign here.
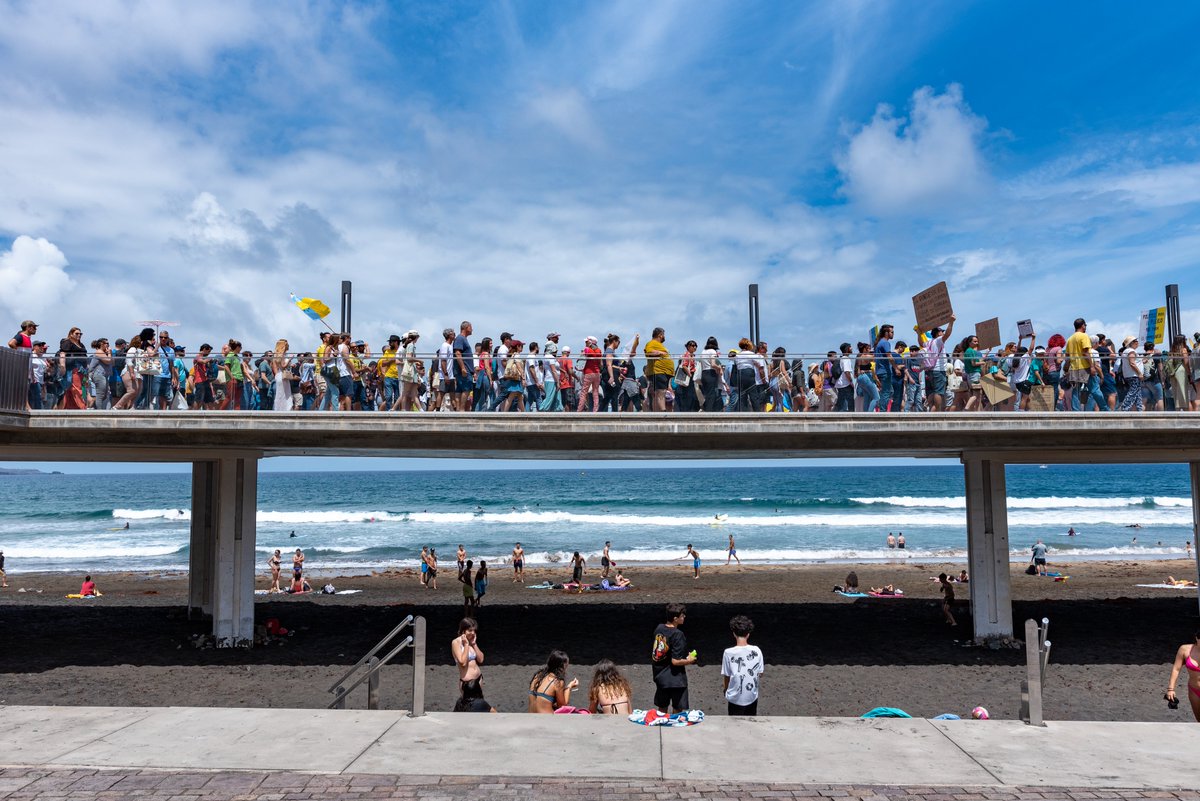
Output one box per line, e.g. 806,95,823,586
1017,319,1035,338
1139,307,1165,345
1027,385,1054,412
975,317,1002,351
981,373,1015,405
912,282,954,332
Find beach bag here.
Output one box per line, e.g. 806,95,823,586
504,357,523,381
1025,564,1038,575
674,365,691,387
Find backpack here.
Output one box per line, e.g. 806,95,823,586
828,359,843,381
504,356,523,381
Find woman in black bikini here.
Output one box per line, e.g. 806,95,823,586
527,650,578,713
267,549,282,593
587,659,633,715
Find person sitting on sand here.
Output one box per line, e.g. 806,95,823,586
869,584,897,595
587,659,633,715
288,576,312,593
528,650,578,713
453,677,496,713
612,568,631,588
844,571,859,592
80,575,99,596
958,569,969,583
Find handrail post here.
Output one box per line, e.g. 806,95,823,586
411,616,426,717
367,657,380,710
1023,618,1045,726
332,685,347,710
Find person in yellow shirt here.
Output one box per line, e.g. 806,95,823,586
644,327,675,411
1064,318,1095,411
380,334,401,409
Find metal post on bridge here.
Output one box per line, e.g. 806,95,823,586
748,283,760,346
1165,284,1181,346
340,280,353,335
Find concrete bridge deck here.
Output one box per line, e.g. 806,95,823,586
2,410,1200,461
3,411,1198,645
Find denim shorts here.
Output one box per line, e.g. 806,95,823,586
338,376,354,397
926,371,947,396
456,375,473,393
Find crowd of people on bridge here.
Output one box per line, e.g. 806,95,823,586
7,315,1200,413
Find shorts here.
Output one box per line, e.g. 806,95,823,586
728,699,758,716
1034,558,1046,566
441,379,454,393
652,374,671,391
967,373,982,387
601,556,610,567
926,371,947,396
653,685,689,713
513,559,524,569
693,559,701,569
1067,368,1090,385
421,563,427,574
193,381,214,404
155,376,173,400
338,376,353,397
1101,377,1116,396
501,379,522,395
728,549,736,556
1016,380,1032,394
456,375,473,393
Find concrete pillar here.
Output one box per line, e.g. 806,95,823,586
209,456,259,647
1192,463,1200,616
964,457,1013,640
188,461,218,619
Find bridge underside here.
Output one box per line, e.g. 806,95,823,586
2,412,1199,644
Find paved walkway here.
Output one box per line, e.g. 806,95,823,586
3,768,1199,801
2,706,1198,796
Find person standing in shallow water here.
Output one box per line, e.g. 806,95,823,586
512,542,525,583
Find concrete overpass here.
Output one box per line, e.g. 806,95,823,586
2,410,1199,645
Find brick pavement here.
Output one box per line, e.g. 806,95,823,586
0,769,1197,801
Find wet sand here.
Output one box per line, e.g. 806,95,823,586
1,559,1198,721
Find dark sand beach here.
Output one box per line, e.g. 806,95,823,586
2,559,1198,721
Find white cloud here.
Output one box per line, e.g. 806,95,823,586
0,236,75,319
837,84,988,213
528,87,607,150
930,248,1021,290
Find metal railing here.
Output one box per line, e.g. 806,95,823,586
1019,617,1052,726
0,348,31,413
328,615,426,714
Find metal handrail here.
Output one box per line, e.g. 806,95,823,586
328,614,413,693
328,615,426,715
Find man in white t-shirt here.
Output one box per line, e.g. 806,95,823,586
432,328,454,412
721,614,764,716
834,343,854,412
922,315,955,411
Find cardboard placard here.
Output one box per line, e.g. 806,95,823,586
975,317,1001,351
912,282,954,332
1027,384,1054,412
1017,319,1035,338
980,373,1015,405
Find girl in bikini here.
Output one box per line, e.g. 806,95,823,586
268,550,282,593
1166,631,1200,721
527,650,578,713
587,659,633,715
451,618,484,690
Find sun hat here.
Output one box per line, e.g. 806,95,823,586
561,346,571,354
405,329,419,339
585,335,598,344
1122,335,1138,349
547,331,560,339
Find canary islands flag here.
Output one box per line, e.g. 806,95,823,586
291,293,331,321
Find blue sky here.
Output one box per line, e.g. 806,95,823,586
3,0,1200,357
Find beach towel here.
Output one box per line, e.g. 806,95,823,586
1136,583,1196,589
335,589,362,595
628,709,705,727
867,590,904,598
861,707,911,718
553,706,590,714
65,593,101,599
599,579,629,591
526,581,558,589
836,591,868,598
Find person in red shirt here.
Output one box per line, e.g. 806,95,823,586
576,336,602,412
80,575,98,596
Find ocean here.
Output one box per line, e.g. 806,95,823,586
0,464,1194,574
